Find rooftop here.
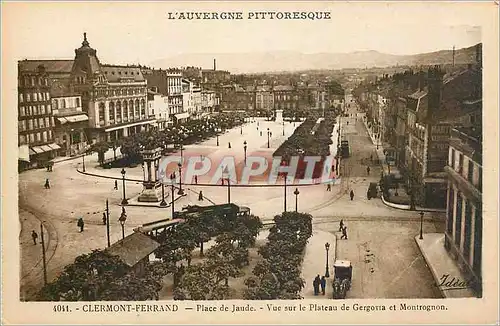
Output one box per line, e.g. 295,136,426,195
18,59,74,74
102,65,145,82
106,232,160,267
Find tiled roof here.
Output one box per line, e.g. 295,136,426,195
106,232,160,267
18,60,74,73
102,65,145,82
273,85,295,91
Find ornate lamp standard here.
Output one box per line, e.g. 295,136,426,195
177,162,184,195
294,188,300,212
419,211,424,240
82,152,86,172
170,174,176,218
120,168,128,205
243,141,247,166
325,242,330,277
282,121,285,136
267,128,272,148
160,181,167,207
118,207,127,240
223,171,231,203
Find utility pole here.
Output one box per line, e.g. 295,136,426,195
106,199,111,247
40,223,48,285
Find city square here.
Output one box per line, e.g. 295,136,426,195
14,22,483,302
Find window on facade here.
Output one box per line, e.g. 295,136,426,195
109,102,115,121
19,135,26,145
447,187,455,236
41,105,45,115
19,94,24,103
45,117,50,127
61,99,66,109
51,117,54,127
450,148,455,168
458,153,464,174
31,77,35,86
28,119,33,130
43,131,47,143
39,118,44,128
27,93,31,102
33,119,38,129
455,193,463,247
464,201,472,262
467,160,474,183
48,130,52,140
30,133,35,143
36,132,41,142
98,103,105,122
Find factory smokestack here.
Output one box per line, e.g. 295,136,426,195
213,58,216,71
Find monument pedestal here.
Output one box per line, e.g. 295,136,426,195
275,109,283,123
138,147,162,203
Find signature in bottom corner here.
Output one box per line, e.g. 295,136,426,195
436,274,477,291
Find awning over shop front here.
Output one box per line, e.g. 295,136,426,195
56,114,88,124
174,112,190,120
29,143,61,155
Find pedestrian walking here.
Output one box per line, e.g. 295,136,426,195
194,175,198,184
114,180,118,190
350,190,354,201
367,166,370,175
313,275,321,295
198,191,204,201
326,183,331,191
339,219,344,232
44,178,50,189
102,213,107,225
260,131,262,136
320,276,327,295
341,226,348,240
31,230,38,245
370,154,373,162
77,218,84,232
228,142,231,149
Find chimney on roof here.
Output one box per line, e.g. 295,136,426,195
213,59,216,71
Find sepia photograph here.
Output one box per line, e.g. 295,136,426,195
2,1,498,324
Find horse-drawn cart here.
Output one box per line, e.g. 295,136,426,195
332,260,352,299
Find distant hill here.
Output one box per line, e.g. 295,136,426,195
150,44,481,74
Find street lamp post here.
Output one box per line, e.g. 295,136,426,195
325,242,330,277
119,207,127,240
177,162,184,195
243,141,247,166
283,174,287,212
120,168,128,205
216,128,221,146
160,183,167,207
282,121,285,136
240,125,243,135
267,128,272,148
294,188,300,212
419,211,424,240
82,153,86,172
170,175,175,218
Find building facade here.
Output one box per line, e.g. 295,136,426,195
147,90,169,129
444,127,482,297
18,63,60,168
51,94,88,156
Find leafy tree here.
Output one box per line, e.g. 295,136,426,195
89,141,110,166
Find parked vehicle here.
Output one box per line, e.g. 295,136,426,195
332,260,352,299
367,182,378,199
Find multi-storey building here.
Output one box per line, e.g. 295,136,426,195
167,69,188,123
273,85,298,112
18,63,60,168
255,85,274,112
147,90,169,129
192,84,202,119
201,90,216,114
444,126,482,297
51,93,88,157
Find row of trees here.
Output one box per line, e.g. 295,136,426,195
243,212,313,300
153,207,263,300
37,250,167,301
36,207,263,301
88,112,246,166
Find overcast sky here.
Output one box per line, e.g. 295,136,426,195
4,2,483,68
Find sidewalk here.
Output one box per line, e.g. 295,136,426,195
300,229,337,299
414,233,476,298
